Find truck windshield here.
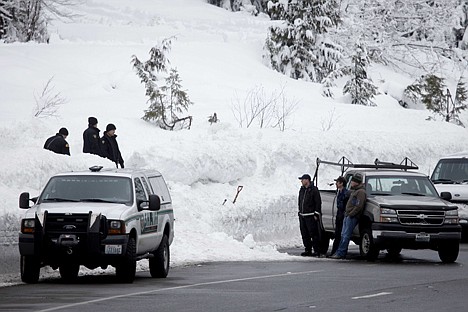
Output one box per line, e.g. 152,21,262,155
431,158,468,184
366,176,439,197
38,175,133,205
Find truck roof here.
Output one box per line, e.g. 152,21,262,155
438,152,468,160
348,169,426,177
52,167,163,178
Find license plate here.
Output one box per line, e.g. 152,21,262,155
415,233,430,242
105,245,122,254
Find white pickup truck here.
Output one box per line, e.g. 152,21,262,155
431,153,468,241
18,166,174,283
316,157,461,262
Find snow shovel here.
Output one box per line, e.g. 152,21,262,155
232,185,243,204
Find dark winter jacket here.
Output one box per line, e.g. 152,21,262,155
336,188,350,218
83,126,101,155
44,134,70,156
298,184,322,216
100,132,124,168
345,184,367,217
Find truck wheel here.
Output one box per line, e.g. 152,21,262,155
59,264,80,282
150,234,170,278
20,255,40,284
116,237,136,283
438,241,459,263
359,228,379,261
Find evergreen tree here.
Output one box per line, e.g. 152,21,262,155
343,39,378,106
404,74,468,126
132,38,193,130
264,0,343,83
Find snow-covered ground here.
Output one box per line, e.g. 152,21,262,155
1,0,468,286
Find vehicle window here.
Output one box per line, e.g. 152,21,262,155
148,176,171,204
141,177,152,195
39,176,133,205
366,176,438,197
432,158,468,183
134,178,147,202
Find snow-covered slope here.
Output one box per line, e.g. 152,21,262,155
1,0,468,283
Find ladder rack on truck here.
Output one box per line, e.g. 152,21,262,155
312,156,418,187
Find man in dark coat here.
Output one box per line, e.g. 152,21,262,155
100,123,124,168
83,116,101,155
298,174,322,257
330,176,349,256
44,128,70,156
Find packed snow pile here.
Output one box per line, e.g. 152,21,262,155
1,0,468,285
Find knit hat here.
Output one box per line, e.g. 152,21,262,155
106,123,116,131
351,173,363,184
59,127,69,136
88,117,98,126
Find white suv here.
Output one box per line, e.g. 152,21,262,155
18,166,174,283
431,153,468,241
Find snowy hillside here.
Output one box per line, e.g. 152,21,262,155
2,0,468,280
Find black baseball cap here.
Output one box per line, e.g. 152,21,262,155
298,174,311,181
334,176,346,184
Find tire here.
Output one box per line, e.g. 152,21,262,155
150,234,170,278
20,255,40,284
359,227,379,261
116,237,136,283
438,241,459,263
59,264,80,282
386,247,402,258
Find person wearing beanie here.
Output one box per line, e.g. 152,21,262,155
83,116,101,155
44,127,70,156
100,123,124,168
330,173,367,259
297,173,322,257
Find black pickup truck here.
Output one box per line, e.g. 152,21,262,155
315,157,461,262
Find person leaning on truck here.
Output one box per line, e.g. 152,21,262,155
330,176,349,256
298,174,323,257
330,173,366,259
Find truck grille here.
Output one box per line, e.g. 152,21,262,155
396,210,444,226
45,213,89,236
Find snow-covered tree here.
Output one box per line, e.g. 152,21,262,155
207,0,269,14
343,39,378,106
404,74,468,126
1,0,75,42
132,38,193,131
264,0,343,83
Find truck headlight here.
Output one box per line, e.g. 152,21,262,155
108,220,126,235
21,219,35,234
380,208,398,223
444,209,459,224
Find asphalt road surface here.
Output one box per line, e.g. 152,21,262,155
0,244,467,312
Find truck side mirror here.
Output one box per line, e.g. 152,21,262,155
19,192,31,209
440,192,452,201
149,194,161,211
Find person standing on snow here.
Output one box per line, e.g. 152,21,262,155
100,123,124,168
44,128,70,156
329,176,349,256
298,174,322,257
83,116,101,155
330,173,366,259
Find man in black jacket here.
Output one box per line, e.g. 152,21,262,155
298,174,322,257
44,128,70,156
100,123,124,168
83,116,101,155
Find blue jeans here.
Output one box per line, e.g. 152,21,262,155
335,215,359,257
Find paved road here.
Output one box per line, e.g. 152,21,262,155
0,244,467,312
